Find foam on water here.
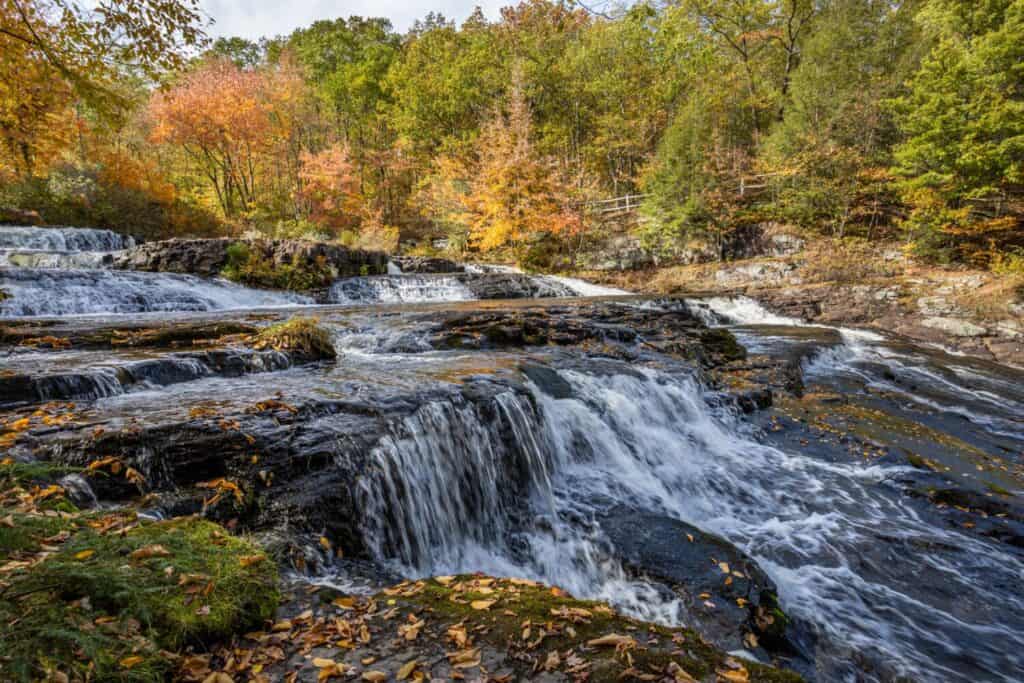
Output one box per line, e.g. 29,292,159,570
0,268,312,317
0,225,133,251
355,363,1024,681
542,275,630,297
329,275,477,305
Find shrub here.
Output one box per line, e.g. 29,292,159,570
221,242,335,291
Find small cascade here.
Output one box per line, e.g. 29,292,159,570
353,363,1024,681
329,275,477,305
0,268,312,317
541,275,629,297
0,225,134,251
358,393,554,570
386,261,403,275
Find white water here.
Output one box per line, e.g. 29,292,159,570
329,275,477,305
0,268,312,317
0,225,133,251
542,275,630,297
356,364,1024,682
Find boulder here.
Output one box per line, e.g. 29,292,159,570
391,256,464,274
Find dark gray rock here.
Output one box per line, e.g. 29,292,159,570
113,237,387,279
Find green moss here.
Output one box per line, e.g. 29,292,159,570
700,328,748,363
0,512,75,562
0,461,80,489
0,517,279,682
254,316,337,361
392,576,801,683
222,242,334,291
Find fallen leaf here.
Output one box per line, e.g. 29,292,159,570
586,634,637,648
130,544,171,560
74,549,95,561
470,600,495,611
361,672,387,682
718,562,731,574
120,656,145,669
238,554,264,568
397,659,418,680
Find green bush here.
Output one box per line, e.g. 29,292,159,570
221,242,335,291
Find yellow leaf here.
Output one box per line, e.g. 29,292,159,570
435,575,455,585
120,656,144,669
75,549,95,561
361,672,387,682
470,599,495,610
586,634,637,648
718,562,731,574
238,554,264,568
397,659,418,680
130,544,171,560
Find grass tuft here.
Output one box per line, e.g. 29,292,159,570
254,316,337,361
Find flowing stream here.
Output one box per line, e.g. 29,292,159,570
3,226,1022,682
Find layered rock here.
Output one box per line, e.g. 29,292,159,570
390,255,463,273
113,237,387,279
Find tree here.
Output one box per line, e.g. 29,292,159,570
892,0,1024,261
296,144,359,233
0,0,206,109
147,57,307,217
465,75,584,251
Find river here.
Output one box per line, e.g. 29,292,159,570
2,225,1022,682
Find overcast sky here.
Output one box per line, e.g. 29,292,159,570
199,1,510,39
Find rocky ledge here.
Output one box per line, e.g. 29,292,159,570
113,237,388,279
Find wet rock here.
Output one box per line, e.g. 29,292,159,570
390,256,463,273
113,237,386,279
520,362,574,399
601,510,797,656
0,349,294,408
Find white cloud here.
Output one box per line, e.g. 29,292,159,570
200,0,508,39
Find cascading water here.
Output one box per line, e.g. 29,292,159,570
0,225,134,251
0,268,313,317
354,360,1024,682
329,275,477,305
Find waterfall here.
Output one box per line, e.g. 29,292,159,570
329,275,477,305
0,225,134,251
355,363,1024,682
0,268,312,317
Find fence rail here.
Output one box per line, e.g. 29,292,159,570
582,193,649,214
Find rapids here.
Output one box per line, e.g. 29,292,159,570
3,226,1022,682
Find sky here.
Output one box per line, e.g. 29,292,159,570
199,0,510,39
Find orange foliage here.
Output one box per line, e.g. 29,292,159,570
147,56,309,217
297,144,359,232
465,79,583,251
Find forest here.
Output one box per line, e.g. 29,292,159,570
1,0,1022,272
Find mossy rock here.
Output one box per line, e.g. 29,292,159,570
0,516,279,681
254,317,337,361
222,242,335,291
388,575,802,683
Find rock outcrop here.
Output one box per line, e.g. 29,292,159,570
113,238,387,279
390,255,463,273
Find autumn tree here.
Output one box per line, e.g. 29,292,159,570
296,144,359,233
465,75,584,252
147,57,310,218
0,0,206,110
